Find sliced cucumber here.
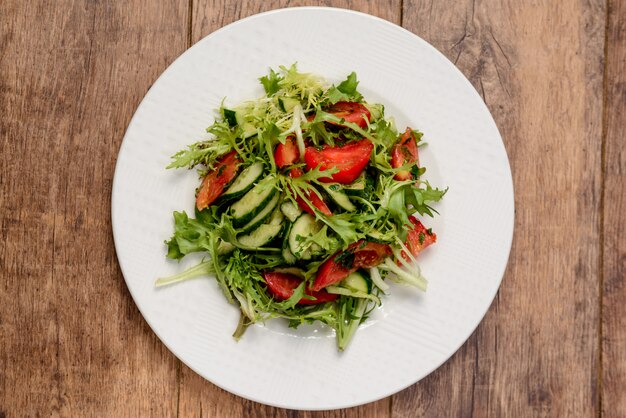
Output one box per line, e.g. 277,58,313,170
288,214,322,260
220,162,264,202
238,224,282,248
278,96,301,112
321,183,356,212
343,173,366,196
222,108,237,127
280,201,302,222
239,192,281,233
282,247,297,264
366,228,395,244
341,271,372,293
231,176,277,227
268,205,285,226
280,223,297,264
235,109,257,138
328,271,379,304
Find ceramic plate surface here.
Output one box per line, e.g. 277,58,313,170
112,7,514,410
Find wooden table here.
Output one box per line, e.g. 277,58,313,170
1,1,624,416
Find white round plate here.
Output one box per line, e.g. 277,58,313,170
112,7,514,411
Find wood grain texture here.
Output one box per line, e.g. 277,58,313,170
0,0,621,416
602,0,626,416
190,0,402,45
0,1,187,416
395,0,605,416
180,2,400,417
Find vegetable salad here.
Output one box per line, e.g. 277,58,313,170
156,65,446,350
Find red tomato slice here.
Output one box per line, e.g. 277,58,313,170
311,240,391,291
288,168,333,216
325,102,371,128
195,150,241,211
274,136,299,168
311,252,357,292
304,139,373,184
352,241,392,268
263,272,338,305
401,217,436,261
391,128,420,181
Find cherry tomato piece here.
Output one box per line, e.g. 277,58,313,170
304,139,373,184
401,217,436,262
288,168,333,216
325,101,371,128
311,240,391,291
274,136,299,168
391,128,420,181
263,272,338,305
195,150,241,211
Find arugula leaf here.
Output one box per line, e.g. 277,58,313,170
165,211,211,260
259,68,283,96
155,260,214,287
405,183,448,217
335,296,369,351
327,72,362,104
337,72,360,95
388,187,411,233
278,282,306,310
167,118,241,170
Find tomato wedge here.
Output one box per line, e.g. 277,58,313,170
195,150,241,211
274,136,299,168
401,217,436,261
391,128,420,181
325,101,371,128
311,240,391,291
288,168,332,216
304,139,373,184
263,272,338,305
311,252,357,292
352,241,393,268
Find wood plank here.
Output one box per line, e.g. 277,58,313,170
0,1,187,415
395,0,604,416
190,0,402,44
602,0,626,415
178,1,400,416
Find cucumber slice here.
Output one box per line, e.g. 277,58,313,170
220,162,264,202
288,214,323,260
235,109,257,138
238,224,282,248
278,97,301,112
222,108,237,127
343,173,366,196
341,271,372,293
231,176,277,227
280,201,302,222
239,192,281,233
321,183,356,212
268,204,285,226
282,247,297,264
281,223,297,264
366,228,396,244
328,271,379,304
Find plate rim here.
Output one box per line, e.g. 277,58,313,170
111,6,515,411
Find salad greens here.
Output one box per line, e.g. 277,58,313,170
157,64,447,350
